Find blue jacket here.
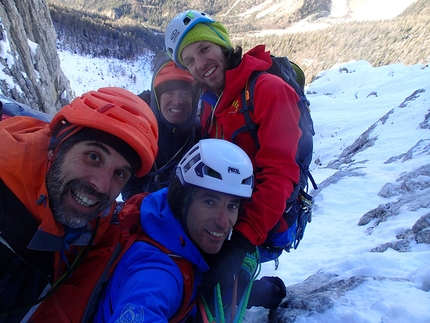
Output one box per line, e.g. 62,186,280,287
95,188,209,322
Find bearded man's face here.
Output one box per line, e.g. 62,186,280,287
46,141,132,228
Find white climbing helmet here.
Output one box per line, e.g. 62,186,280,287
176,139,254,198
165,10,215,68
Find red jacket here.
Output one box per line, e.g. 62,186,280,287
201,45,301,246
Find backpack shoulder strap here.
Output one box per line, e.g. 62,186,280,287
135,232,195,323
108,193,149,275
231,71,263,149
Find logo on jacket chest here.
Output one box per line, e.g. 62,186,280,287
229,100,240,114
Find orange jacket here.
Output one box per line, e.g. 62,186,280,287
0,116,116,321
0,116,113,250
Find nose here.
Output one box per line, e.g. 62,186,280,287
171,92,184,104
89,169,111,194
195,55,207,71
214,207,231,230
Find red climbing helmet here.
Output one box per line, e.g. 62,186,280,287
49,87,158,177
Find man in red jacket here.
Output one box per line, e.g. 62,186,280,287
165,10,301,307
0,87,158,322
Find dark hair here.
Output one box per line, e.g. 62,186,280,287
223,45,243,70
167,176,184,218
167,176,196,219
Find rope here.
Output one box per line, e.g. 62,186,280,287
214,283,225,323
198,249,260,323
198,296,214,323
232,250,260,323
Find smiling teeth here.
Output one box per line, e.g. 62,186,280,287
208,230,224,237
73,190,97,207
204,67,216,77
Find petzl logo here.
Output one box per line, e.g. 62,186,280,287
228,167,240,174
170,29,180,43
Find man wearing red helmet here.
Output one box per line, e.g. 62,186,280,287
0,87,158,323
122,58,201,199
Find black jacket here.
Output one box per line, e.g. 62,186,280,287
0,180,54,323
121,58,201,200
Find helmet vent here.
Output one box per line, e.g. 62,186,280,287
105,112,127,124
119,104,140,116
242,176,254,186
183,153,200,173
205,167,222,180
97,103,115,113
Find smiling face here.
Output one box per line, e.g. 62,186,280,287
159,89,193,124
46,140,132,228
181,41,228,95
185,188,240,254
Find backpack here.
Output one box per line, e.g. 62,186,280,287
0,94,52,122
232,56,318,263
29,193,195,323
137,89,151,105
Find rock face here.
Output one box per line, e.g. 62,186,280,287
0,0,73,115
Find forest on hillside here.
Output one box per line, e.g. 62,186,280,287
47,0,332,33
49,4,163,59
49,0,430,84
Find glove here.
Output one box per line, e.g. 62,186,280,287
199,233,255,299
246,276,286,309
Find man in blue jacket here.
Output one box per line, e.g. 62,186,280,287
95,139,255,322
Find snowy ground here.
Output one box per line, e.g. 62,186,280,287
58,50,154,97
249,0,419,35
58,50,430,322
249,60,430,323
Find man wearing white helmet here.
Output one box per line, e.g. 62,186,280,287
95,139,254,323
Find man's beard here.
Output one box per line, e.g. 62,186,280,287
46,149,110,228
210,80,225,96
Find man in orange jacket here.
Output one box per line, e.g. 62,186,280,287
0,87,158,323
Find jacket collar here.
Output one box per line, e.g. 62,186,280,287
202,45,272,109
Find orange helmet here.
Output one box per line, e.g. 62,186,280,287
50,87,158,177
154,60,195,88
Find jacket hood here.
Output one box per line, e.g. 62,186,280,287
148,57,201,174
150,57,200,137
0,117,64,237
139,188,209,272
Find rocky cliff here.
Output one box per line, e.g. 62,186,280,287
0,0,73,115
